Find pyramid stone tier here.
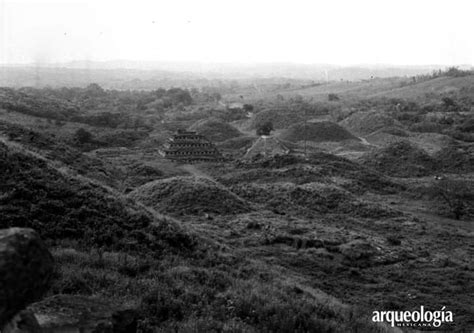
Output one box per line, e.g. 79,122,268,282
161,130,224,162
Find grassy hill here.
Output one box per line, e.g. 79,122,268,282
236,75,474,103
280,121,359,143
0,139,195,253
189,118,243,142
369,75,474,100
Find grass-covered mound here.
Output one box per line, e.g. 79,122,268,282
409,133,454,155
0,141,196,254
0,87,81,120
223,153,404,195
251,108,306,130
217,135,256,150
129,176,252,215
0,121,120,187
189,118,243,142
340,110,403,136
279,121,359,143
231,182,399,218
433,144,474,173
360,141,436,177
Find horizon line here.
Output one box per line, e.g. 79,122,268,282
1,60,473,69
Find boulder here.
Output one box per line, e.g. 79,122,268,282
30,295,138,333
0,228,54,328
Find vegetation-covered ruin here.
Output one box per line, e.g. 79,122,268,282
160,130,224,163
0,66,473,331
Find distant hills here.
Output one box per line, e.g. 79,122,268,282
1,61,472,89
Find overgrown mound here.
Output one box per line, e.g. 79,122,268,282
0,87,81,120
0,141,196,253
279,121,358,143
189,118,243,142
360,141,436,177
251,108,302,130
434,144,474,173
370,126,409,137
130,176,251,215
409,133,454,155
340,110,403,136
227,153,403,194
232,182,352,213
0,121,120,187
251,101,335,130
231,182,399,218
123,163,165,189
217,136,256,150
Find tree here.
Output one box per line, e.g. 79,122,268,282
256,121,273,136
429,178,474,220
75,128,93,144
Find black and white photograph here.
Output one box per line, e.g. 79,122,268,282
0,0,473,332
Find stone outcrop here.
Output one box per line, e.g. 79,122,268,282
0,228,54,328
29,295,137,333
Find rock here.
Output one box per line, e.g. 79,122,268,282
29,295,138,333
0,228,54,328
338,239,378,261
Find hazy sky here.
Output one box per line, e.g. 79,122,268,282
1,0,473,66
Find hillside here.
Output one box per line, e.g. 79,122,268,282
340,110,403,136
236,74,474,103
129,176,252,215
189,118,243,142
369,75,474,100
0,140,195,253
280,121,359,143
359,141,436,177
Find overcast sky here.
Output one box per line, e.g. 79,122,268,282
1,0,473,66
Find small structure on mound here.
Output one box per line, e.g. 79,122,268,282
160,130,224,163
243,136,290,160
